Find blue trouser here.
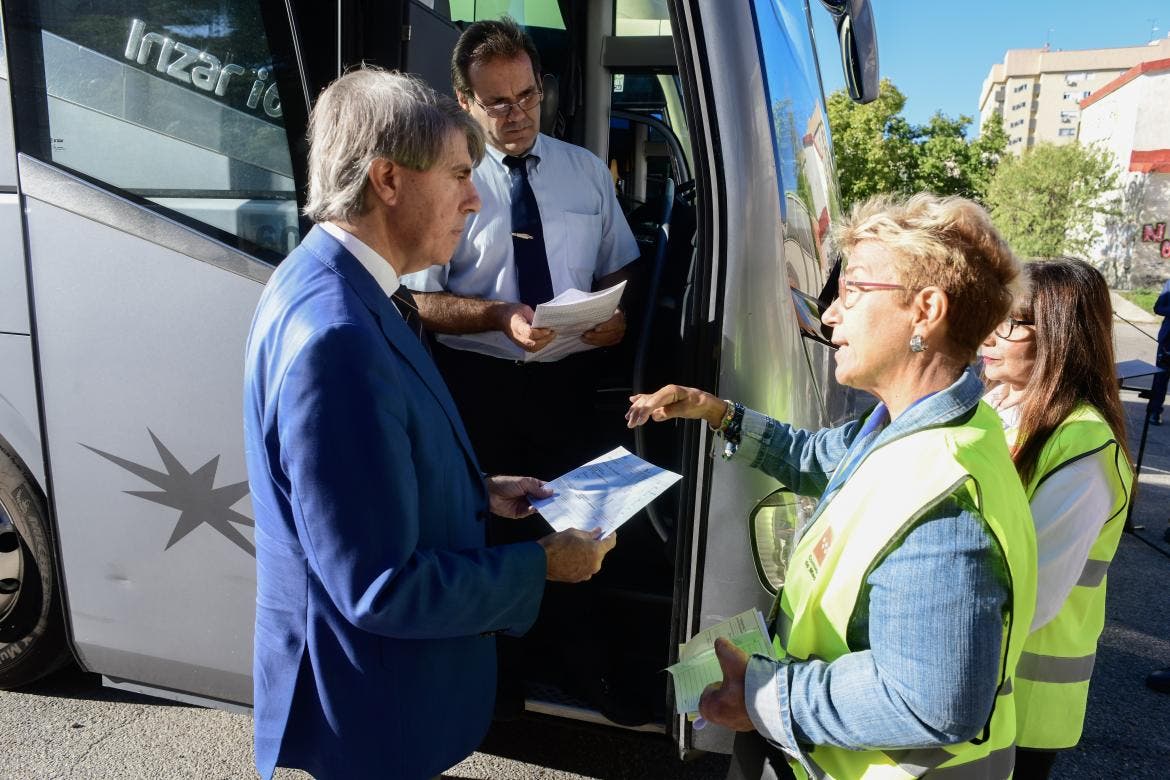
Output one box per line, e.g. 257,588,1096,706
1151,348,1170,418
1148,366,1167,418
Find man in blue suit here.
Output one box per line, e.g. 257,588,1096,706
243,67,617,780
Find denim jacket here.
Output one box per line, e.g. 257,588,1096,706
733,369,1011,769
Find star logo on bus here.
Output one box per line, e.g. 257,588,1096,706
83,431,255,557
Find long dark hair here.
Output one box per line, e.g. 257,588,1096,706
1011,258,1132,486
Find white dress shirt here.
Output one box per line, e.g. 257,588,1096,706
401,133,639,304
319,222,402,305
984,386,1116,631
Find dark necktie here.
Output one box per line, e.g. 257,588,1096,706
391,286,430,354
502,154,554,307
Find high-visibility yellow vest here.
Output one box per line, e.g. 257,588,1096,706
1011,404,1133,750
772,402,1036,779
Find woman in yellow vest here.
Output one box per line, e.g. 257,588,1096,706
627,193,1037,780
981,258,1133,778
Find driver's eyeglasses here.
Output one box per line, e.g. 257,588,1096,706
837,278,907,309
472,87,543,118
993,317,1035,340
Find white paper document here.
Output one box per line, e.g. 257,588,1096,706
531,446,681,538
435,281,626,363
666,608,775,715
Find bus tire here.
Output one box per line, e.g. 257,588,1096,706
0,444,70,688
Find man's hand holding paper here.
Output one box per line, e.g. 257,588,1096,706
538,528,617,583
580,306,626,347
485,475,553,518
524,280,627,361
433,281,626,362
495,302,555,353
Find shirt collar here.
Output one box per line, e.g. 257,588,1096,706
817,369,984,506
319,221,401,302
484,133,545,173
876,368,986,443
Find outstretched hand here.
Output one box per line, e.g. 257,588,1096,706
485,475,553,518
697,637,754,732
625,384,726,429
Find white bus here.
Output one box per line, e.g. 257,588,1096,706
0,0,876,760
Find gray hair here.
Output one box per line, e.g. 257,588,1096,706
304,66,485,223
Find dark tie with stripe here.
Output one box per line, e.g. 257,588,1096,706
391,286,430,355
502,154,554,308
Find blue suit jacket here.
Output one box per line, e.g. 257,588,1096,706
243,226,547,780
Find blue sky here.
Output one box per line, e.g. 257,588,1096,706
810,0,1168,132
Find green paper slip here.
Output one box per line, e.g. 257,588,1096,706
666,608,775,715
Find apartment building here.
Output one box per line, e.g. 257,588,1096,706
979,36,1170,152
1079,57,1170,287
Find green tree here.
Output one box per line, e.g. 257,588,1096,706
914,111,1007,200
826,79,918,208
827,80,1007,209
984,142,1120,258
914,112,974,197
967,115,1009,198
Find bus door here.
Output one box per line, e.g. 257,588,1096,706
666,0,869,756
1,0,310,704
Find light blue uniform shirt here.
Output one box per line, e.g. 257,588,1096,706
402,134,640,303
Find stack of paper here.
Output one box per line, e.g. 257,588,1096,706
666,608,775,715
435,281,626,363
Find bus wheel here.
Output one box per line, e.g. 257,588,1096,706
0,445,70,688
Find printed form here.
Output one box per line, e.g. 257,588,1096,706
434,281,626,362
666,608,775,715
531,446,681,538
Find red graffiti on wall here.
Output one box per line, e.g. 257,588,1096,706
1140,223,1170,257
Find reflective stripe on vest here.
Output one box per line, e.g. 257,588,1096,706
776,402,1036,779
1014,405,1133,750
1076,558,1109,588
887,746,1017,779
1017,651,1096,683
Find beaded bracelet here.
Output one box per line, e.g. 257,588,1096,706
716,399,736,432
718,400,745,460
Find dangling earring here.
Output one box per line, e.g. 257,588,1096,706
909,334,926,353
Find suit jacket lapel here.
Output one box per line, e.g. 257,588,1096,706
301,226,484,476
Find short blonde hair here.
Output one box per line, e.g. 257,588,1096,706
304,66,485,224
834,194,1023,360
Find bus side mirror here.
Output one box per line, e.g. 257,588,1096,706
819,0,880,104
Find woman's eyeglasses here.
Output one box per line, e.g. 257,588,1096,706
993,317,1034,340
837,278,906,309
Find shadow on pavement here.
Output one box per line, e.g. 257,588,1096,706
478,714,731,779
1060,535,1170,778
13,664,195,708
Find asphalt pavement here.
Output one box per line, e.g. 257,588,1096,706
1068,306,1170,778
2,309,1169,779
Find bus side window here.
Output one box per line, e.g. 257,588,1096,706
5,1,301,260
